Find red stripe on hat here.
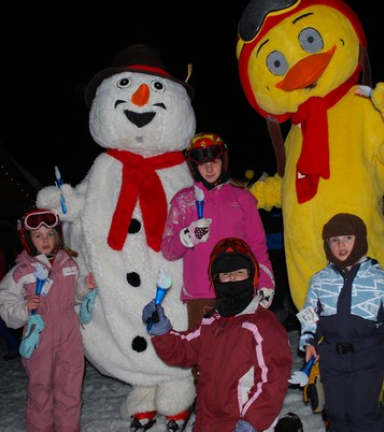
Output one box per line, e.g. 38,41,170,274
126,64,171,77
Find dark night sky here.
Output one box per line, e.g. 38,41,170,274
1,1,382,189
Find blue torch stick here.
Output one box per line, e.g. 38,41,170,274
288,355,316,387
194,185,205,219
32,264,48,316
55,165,67,214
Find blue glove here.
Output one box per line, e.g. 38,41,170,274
19,314,45,359
79,288,98,325
142,300,172,336
233,419,258,432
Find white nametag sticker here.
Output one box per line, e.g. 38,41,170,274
297,305,319,327
62,266,77,277
40,278,53,296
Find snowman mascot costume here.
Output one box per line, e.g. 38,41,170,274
36,44,196,431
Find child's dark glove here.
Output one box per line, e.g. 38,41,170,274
142,300,172,336
233,419,257,432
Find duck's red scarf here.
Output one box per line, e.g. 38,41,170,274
107,149,185,251
290,76,357,203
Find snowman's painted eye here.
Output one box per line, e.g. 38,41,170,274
151,80,166,92
299,28,323,53
266,51,288,76
117,77,132,89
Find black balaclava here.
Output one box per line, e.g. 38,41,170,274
212,254,255,317
322,213,368,271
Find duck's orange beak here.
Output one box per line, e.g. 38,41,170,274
276,46,336,91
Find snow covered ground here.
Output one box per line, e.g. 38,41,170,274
0,329,325,432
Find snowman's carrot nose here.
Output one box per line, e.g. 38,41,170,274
131,84,150,106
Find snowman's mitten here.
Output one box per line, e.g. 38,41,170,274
179,218,212,248
19,314,45,359
142,301,172,336
36,184,83,221
36,186,63,216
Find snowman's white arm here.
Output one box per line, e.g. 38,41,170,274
36,182,86,222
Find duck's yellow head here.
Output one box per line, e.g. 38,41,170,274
237,0,367,121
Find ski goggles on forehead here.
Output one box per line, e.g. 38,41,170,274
23,211,60,231
186,146,225,165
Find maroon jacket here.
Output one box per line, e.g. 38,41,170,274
152,298,292,432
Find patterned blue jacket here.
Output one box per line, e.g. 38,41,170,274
298,258,384,350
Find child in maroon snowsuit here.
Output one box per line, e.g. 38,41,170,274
143,237,291,432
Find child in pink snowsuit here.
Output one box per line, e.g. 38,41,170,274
0,208,97,432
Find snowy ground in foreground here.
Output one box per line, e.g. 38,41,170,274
0,330,325,432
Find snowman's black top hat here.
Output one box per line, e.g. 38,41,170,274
85,43,194,106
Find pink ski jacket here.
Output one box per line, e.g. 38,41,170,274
0,249,90,432
161,182,274,302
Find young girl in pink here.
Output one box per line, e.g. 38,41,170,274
0,208,96,432
161,132,275,329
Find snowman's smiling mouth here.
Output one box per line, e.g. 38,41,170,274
115,100,167,128
124,110,156,128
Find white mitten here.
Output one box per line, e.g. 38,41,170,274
356,83,384,116
36,184,83,221
258,287,275,309
180,218,212,248
355,85,372,98
36,185,63,215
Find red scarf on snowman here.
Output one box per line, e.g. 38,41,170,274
107,149,185,251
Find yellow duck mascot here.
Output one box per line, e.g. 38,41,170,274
236,0,384,311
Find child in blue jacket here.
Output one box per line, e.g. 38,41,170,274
297,213,384,432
